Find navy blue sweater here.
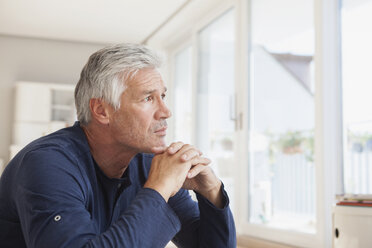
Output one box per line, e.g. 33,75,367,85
0,122,236,247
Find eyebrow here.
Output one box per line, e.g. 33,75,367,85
141,87,167,95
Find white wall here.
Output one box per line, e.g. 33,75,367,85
0,35,106,164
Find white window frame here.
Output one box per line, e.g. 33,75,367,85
165,0,239,215
314,0,344,247
150,0,344,247
164,40,194,146
239,0,343,247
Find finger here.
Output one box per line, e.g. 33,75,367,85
187,164,208,178
151,146,167,154
167,141,184,154
189,156,211,166
180,148,202,161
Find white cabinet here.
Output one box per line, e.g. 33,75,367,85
333,205,372,248
14,83,51,122
10,81,76,159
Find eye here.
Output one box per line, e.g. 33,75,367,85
144,96,153,102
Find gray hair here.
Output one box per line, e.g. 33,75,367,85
74,43,162,125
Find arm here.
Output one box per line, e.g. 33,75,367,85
148,142,237,247
168,186,236,248
87,188,181,247
16,149,180,248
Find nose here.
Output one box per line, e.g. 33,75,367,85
155,98,172,120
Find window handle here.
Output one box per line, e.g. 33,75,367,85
230,94,242,131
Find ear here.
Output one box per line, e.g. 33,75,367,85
89,98,112,125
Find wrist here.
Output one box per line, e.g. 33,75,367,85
197,180,224,208
144,181,172,202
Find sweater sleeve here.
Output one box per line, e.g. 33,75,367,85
169,185,236,248
86,188,181,248
15,149,181,248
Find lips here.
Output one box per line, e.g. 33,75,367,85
154,126,167,136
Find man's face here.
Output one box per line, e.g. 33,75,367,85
109,68,171,153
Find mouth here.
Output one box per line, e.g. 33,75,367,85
154,126,167,136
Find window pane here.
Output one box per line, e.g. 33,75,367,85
197,9,235,209
250,0,315,232
173,46,193,144
342,0,372,194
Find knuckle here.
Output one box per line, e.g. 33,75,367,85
187,149,197,155
183,144,191,149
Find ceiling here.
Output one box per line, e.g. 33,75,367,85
0,0,189,44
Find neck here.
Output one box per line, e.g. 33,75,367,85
82,123,137,179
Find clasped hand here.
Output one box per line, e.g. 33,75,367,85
144,142,223,207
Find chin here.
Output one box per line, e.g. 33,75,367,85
140,143,165,154
157,138,167,147
138,137,167,153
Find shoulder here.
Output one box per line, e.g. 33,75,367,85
28,123,89,157
8,124,92,195
12,145,91,207
12,123,90,172
18,147,82,189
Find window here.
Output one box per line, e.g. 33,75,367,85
341,0,372,194
173,46,193,144
249,0,315,232
196,9,236,210
163,0,345,246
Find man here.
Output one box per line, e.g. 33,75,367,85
0,44,236,247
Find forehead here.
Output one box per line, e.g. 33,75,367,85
126,68,165,92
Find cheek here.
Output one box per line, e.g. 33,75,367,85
139,116,154,132
124,113,152,134
132,109,154,131
111,110,132,133
114,105,155,133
